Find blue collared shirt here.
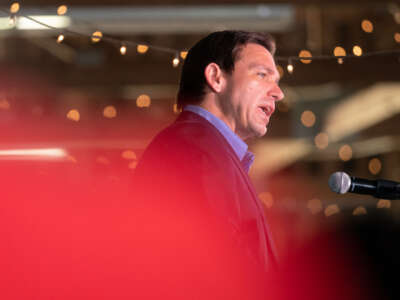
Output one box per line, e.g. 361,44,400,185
184,105,255,173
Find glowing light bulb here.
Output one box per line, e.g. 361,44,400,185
10,2,20,14
180,51,188,59
91,31,103,43
172,56,180,67
57,5,68,15
120,45,127,55
361,19,373,33
57,34,64,43
137,44,149,54
299,50,312,64
287,63,294,74
353,45,363,56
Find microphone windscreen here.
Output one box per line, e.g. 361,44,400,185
329,172,351,194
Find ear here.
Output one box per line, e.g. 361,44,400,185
204,63,226,93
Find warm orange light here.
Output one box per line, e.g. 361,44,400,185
57,5,68,15
353,45,363,56
0,98,10,110
66,109,80,121
173,103,181,114
361,19,373,33
338,144,352,161
121,150,137,160
287,63,294,74
258,192,274,208
10,2,20,14
314,132,329,149
137,44,149,54
299,50,312,64
57,34,64,43
377,199,391,209
353,206,367,215
128,161,138,169
307,198,323,215
394,32,400,43
120,45,127,55
180,51,188,59
300,110,316,127
276,65,284,79
333,46,346,57
103,105,117,118
136,94,151,107
324,204,340,217
91,31,103,43
368,158,382,175
172,57,180,67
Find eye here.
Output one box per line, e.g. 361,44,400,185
257,72,267,78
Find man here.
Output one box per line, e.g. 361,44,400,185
133,30,284,298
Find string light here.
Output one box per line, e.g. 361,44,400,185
338,144,353,161
137,44,149,54
287,58,294,74
4,5,400,68
10,2,20,14
57,5,68,15
314,132,329,149
66,109,80,122
172,54,180,67
57,34,64,43
103,105,117,118
91,31,103,43
353,45,363,56
120,44,127,55
368,158,382,174
299,50,312,64
180,51,188,59
136,94,151,107
394,33,400,43
334,46,346,64
361,19,374,33
307,198,323,215
300,110,316,127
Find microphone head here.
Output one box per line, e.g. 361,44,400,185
329,172,351,194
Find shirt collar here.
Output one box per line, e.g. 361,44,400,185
184,105,255,172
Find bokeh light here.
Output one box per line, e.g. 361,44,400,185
338,144,353,161
353,45,363,56
314,132,329,149
66,109,80,122
299,50,312,64
91,31,103,43
361,19,374,33
307,198,323,215
300,110,316,127
103,105,117,118
353,206,367,215
136,94,151,107
57,5,68,15
137,44,149,54
368,158,382,175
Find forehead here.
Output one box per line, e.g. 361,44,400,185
235,43,275,67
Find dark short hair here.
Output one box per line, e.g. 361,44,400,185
177,30,275,109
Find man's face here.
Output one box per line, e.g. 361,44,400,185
220,43,284,140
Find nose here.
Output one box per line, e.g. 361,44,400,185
270,84,284,102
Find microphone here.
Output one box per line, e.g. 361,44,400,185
329,172,400,200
